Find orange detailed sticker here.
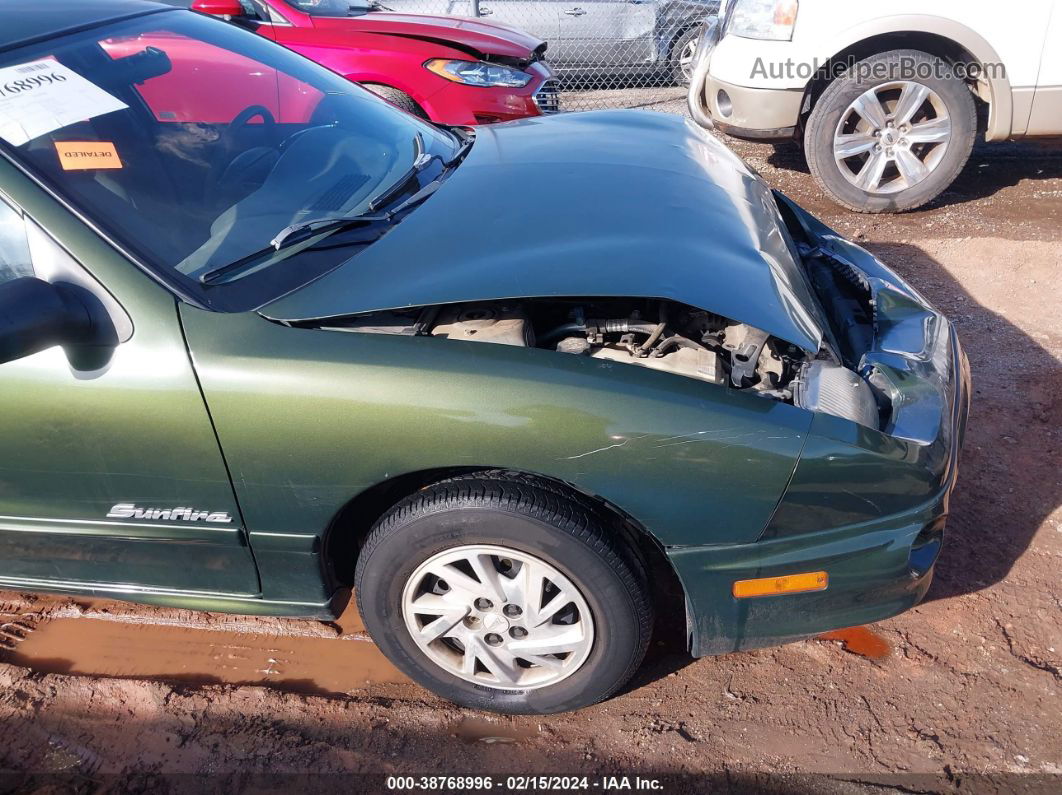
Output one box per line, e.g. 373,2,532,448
55,141,122,170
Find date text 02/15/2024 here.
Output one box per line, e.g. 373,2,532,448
385,776,665,791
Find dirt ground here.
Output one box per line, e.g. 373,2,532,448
1,97,1060,793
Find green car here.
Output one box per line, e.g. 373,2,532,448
0,0,969,714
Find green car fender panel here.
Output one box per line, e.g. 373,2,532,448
179,305,813,605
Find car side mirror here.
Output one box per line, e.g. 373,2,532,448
0,277,93,365
191,0,247,18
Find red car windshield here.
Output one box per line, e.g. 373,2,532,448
0,9,457,310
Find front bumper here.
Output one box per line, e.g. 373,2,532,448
687,21,803,141
424,61,558,125
673,332,969,656
672,199,972,657
696,77,803,140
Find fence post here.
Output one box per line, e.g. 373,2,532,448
471,0,481,17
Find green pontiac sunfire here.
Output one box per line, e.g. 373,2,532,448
0,0,969,713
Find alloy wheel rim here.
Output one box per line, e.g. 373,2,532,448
679,37,699,81
401,544,595,690
833,80,952,195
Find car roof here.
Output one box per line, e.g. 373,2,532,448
0,1,177,54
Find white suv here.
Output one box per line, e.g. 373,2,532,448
688,1,1062,212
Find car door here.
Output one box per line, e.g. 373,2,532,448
0,193,260,597
477,0,563,54
552,0,656,70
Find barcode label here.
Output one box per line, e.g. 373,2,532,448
0,59,128,146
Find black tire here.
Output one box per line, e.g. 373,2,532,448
670,27,701,86
354,472,653,714
805,49,977,213
363,84,429,120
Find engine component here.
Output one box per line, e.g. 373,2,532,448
431,305,532,347
793,360,879,429
722,323,770,387
590,344,723,384
322,310,418,335
333,298,810,402
556,336,591,355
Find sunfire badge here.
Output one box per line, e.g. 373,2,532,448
106,503,234,523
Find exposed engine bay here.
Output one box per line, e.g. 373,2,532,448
318,297,884,426
322,298,821,402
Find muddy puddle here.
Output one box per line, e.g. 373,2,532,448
0,589,894,699
450,716,540,745
817,626,892,661
0,599,409,696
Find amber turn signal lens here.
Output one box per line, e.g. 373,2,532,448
732,570,828,599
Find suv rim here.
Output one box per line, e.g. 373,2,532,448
400,544,595,690
678,36,699,81
833,80,952,195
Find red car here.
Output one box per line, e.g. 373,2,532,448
184,0,559,124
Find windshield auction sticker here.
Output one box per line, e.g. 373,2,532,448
0,59,128,147
55,141,122,170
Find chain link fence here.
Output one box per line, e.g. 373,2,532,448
382,0,718,112
170,0,718,114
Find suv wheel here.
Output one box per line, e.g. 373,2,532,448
805,49,977,212
671,27,702,85
354,473,653,714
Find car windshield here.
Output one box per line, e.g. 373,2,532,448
0,9,457,309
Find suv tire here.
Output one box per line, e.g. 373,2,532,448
805,49,977,213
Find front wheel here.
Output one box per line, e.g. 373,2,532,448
362,84,429,120
354,473,653,714
670,27,702,86
805,49,977,213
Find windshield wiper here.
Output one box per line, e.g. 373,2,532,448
267,131,461,247
363,131,449,214
198,216,391,285
262,134,456,250
447,125,475,164
199,130,474,286
259,129,472,253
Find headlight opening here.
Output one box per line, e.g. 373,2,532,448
424,59,533,88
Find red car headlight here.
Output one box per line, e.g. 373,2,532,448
424,59,532,88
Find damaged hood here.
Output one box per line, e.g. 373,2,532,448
261,111,825,353
312,13,544,61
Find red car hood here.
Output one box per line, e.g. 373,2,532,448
312,13,545,60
